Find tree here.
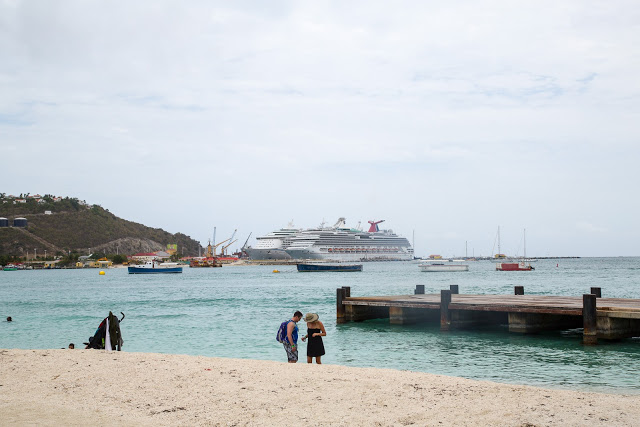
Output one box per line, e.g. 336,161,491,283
111,254,127,264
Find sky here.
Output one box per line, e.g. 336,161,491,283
1,0,639,257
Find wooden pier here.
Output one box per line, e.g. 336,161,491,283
336,286,640,344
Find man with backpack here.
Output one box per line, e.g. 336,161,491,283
277,311,303,363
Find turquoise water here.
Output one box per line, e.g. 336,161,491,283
1,258,639,394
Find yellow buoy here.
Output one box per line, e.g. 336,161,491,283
99,271,105,275
273,269,280,273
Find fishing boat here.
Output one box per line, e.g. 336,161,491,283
297,263,363,272
128,261,183,274
419,262,469,272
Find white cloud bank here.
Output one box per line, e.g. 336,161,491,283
1,0,639,256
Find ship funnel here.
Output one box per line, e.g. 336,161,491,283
368,220,385,232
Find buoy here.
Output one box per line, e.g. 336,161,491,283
273,269,280,273
99,271,105,275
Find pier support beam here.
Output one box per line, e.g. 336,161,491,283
597,316,640,340
450,285,459,294
440,290,452,331
415,285,425,295
345,304,389,322
508,313,581,333
514,286,524,295
590,287,601,298
583,294,597,345
390,307,438,325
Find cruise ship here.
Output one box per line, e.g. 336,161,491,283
244,221,300,260
284,218,413,261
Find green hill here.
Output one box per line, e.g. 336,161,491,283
0,194,202,259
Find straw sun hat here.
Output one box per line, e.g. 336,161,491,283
303,313,319,322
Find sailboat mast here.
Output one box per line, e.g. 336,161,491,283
524,228,527,259
497,226,501,257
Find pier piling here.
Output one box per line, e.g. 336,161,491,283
514,286,524,295
415,285,425,295
450,285,459,294
583,294,598,345
440,290,452,331
337,288,346,323
590,287,602,298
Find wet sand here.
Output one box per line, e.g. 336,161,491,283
1,349,639,426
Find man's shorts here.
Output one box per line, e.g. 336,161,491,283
283,342,298,362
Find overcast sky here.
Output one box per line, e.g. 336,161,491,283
1,1,639,257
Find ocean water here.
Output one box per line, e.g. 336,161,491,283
1,257,639,394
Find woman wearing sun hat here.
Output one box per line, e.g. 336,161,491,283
301,312,326,364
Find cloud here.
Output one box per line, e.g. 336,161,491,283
1,1,639,256
576,221,608,233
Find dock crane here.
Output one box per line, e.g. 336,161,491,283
212,238,231,257
241,232,252,251
221,239,238,256
220,229,237,256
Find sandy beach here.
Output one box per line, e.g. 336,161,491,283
1,349,639,426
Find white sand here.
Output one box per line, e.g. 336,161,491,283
1,349,639,426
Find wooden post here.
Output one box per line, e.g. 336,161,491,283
450,285,459,294
590,287,601,298
342,286,351,298
415,284,425,294
583,294,597,345
440,290,452,331
337,288,346,323
514,286,524,295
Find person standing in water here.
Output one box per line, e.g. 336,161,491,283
301,313,326,364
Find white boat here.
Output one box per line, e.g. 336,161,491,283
128,261,182,274
419,262,469,272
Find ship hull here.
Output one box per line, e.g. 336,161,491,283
297,263,362,272
245,248,292,260
128,266,182,274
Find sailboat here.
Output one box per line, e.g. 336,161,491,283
495,227,534,271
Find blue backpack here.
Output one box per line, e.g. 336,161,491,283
276,320,291,343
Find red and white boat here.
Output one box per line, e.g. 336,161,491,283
496,261,534,271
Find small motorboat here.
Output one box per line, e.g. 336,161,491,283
3,264,18,271
128,261,183,274
419,262,469,272
297,263,363,272
496,262,534,271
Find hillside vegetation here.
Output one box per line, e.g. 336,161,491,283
0,195,201,257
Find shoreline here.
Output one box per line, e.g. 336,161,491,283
2,349,639,426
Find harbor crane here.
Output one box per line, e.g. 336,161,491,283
220,229,237,256
216,229,237,257
221,239,238,256
212,238,230,257
241,232,252,251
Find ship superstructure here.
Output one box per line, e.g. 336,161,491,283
284,218,413,261
244,221,300,260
